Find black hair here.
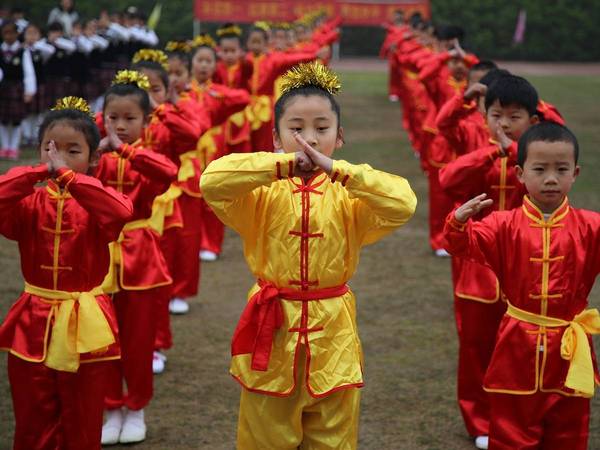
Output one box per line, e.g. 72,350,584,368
103,83,151,116
218,23,243,43
131,60,169,90
479,68,511,87
38,109,101,158
192,43,216,60
11,7,25,15
166,49,191,71
470,60,497,73
248,26,268,42
274,85,341,134
409,12,423,28
435,24,465,41
517,121,579,167
485,75,538,116
47,21,64,33
1,20,18,33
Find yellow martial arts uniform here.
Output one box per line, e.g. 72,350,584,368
201,152,417,449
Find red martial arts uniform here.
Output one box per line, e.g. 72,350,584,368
380,23,409,99
95,142,177,411
244,50,317,151
0,165,133,450
169,80,249,291
444,197,600,450
440,141,526,437
144,99,210,349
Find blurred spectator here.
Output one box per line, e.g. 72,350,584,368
47,0,79,36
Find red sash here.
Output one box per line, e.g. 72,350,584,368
231,280,349,371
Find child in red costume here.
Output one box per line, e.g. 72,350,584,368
444,122,600,450
0,98,133,450
95,71,178,446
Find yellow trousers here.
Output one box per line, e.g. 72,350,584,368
237,346,361,450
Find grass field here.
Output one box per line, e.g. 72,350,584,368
0,70,599,449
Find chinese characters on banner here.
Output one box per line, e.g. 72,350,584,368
194,1,431,25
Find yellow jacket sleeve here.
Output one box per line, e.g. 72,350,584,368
331,160,417,245
200,151,295,238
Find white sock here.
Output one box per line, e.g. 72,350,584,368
9,125,21,150
0,124,9,148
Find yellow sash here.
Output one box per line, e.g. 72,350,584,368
24,282,114,373
150,184,182,235
229,110,246,128
101,219,155,294
507,302,600,397
177,126,223,182
246,95,272,131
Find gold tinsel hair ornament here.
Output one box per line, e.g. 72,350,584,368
51,96,94,117
191,34,217,49
112,70,151,91
280,62,341,96
132,49,169,70
165,40,192,53
216,24,242,37
253,21,271,32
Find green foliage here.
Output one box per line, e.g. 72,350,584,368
431,0,600,61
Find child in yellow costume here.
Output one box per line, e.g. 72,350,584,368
201,62,417,449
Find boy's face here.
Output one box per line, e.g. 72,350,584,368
447,57,468,81
1,25,18,44
24,26,41,44
486,100,538,141
191,47,216,83
516,140,579,214
141,68,167,106
218,37,242,66
273,95,343,158
168,56,190,93
247,31,267,55
40,123,91,174
285,29,297,48
272,30,286,51
103,95,147,144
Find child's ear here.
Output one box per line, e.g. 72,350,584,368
335,126,344,149
88,148,101,169
515,165,525,183
530,114,540,125
272,128,283,151
143,114,151,127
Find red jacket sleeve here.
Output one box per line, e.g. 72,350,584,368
54,167,133,240
439,143,505,200
0,164,49,239
161,100,211,151
116,144,178,187
206,86,251,126
271,51,317,78
436,94,476,149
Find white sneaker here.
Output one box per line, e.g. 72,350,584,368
434,248,451,258
199,250,219,262
152,351,167,374
475,435,489,449
388,94,400,102
119,408,146,444
101,408,123,445
169,298,189,315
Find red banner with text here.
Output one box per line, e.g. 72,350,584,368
194,1,430,26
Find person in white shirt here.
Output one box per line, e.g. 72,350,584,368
47,0,79,37
0,20,36,160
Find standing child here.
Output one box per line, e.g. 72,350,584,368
444,122,600,449
95,70,178,445
0,97,133,449
201,62,417,449
0,20,36,160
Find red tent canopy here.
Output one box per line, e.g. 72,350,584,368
194,1,430,26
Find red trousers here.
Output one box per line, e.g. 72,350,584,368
200,198,225,254
454,295,506,436
105,286,166,411
489,392,589,449
8,354,109,450
250,120,274,152
162,193,203,299
427,166,454,251
154,289,172,350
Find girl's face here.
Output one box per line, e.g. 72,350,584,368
274,95,343,157
1,25,18,45
103,95,147,144
192,48,216,83
247,31,267,55
218,37,242,66
24,26,41,45
141,68,167,106
40,123,91,174
168,56,190,93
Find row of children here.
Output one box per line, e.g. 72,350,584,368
382,9,599,450
0,6,159,160
0,9,348,450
